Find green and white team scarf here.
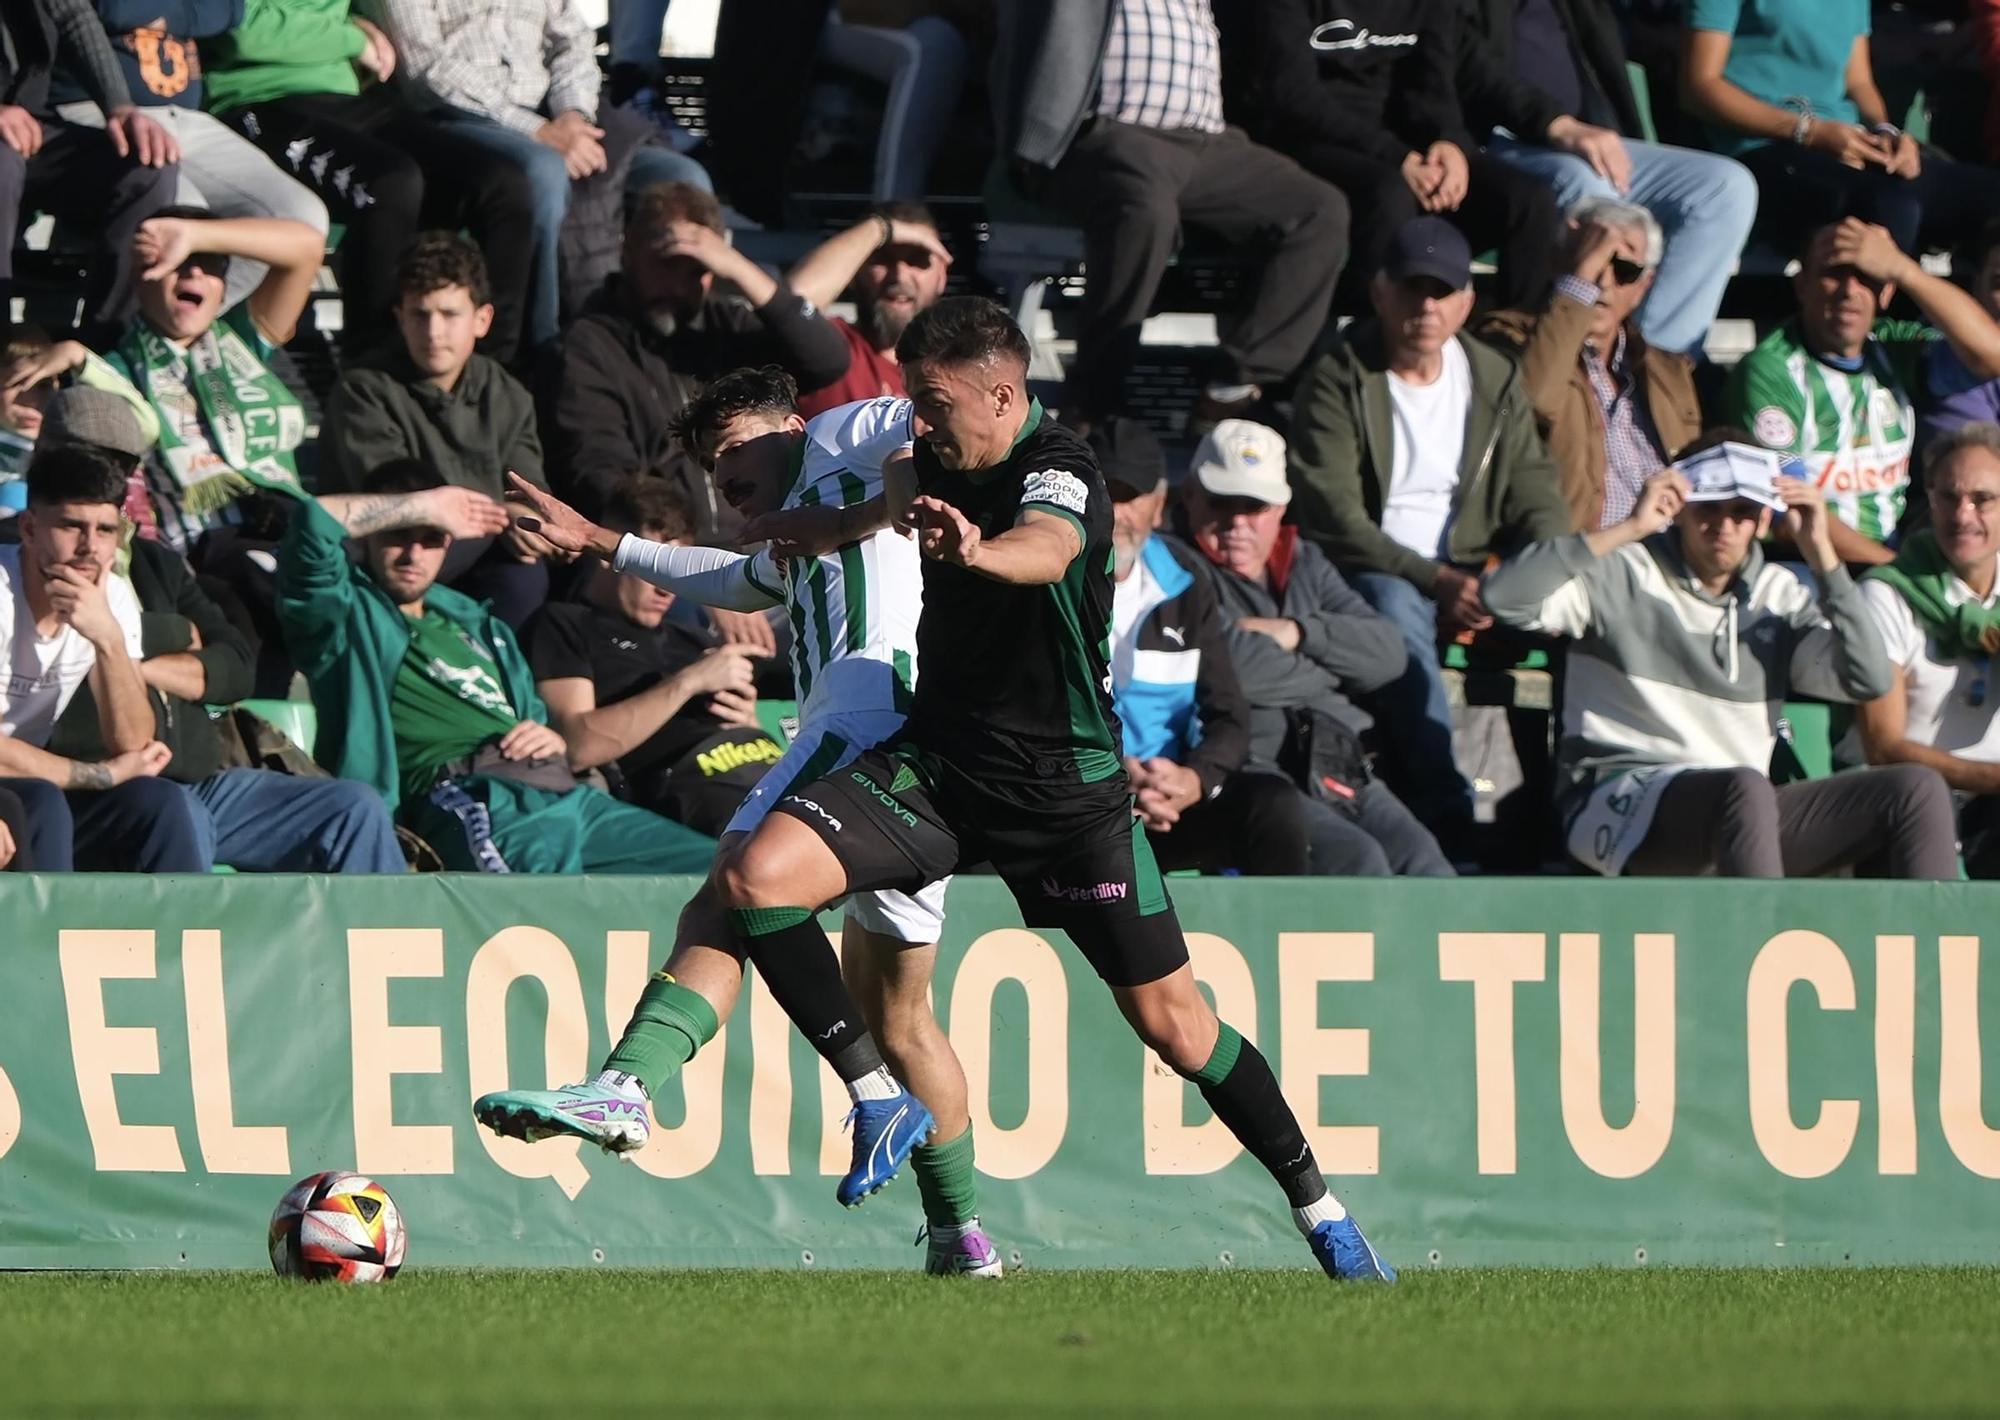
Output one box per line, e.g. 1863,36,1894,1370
1723,318,1934,544
117,307,306,549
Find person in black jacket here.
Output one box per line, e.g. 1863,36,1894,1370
536,181,851,541
1453,0,1757,356
1094,419,1313,875
1217,0,1557,310
0,0,180,325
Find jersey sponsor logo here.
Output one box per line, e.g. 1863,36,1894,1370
1021,468,1090,516
1753,406,1799,449
782,795,844,832
1039,875,1129,904
849,770,918,828
1310,18,1419,50
1807,450,1911,497
696,738,785,777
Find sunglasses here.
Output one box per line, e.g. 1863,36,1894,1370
1605,256,1649,287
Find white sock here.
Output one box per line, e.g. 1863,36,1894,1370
1204,381,1259,404
1291,1190,1347,1235
847,1065,901,1103
589,1069,648,1101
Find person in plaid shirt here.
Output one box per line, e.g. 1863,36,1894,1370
371,0,713,352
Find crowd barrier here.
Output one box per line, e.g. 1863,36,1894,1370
2,874,1995,1269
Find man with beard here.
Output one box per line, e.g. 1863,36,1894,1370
537,181,852,538
788,202,954,419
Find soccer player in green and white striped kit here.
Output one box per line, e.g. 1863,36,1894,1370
476,372,999,1277
1723,217,2000,566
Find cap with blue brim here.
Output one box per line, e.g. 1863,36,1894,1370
1671,441,1795,512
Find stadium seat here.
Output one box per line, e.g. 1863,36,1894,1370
1774,702,1835,782
233,699,320,758
756,699,799,748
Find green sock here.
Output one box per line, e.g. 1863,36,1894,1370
602,973,721,1099
911,1123,979,1228
1192,1022,1243,1086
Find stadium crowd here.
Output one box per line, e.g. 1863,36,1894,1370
3,0,2000,882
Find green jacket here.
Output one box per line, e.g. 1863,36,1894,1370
274,494,546,816
1287,323,1572,590
203,0,366,114
322,351,547,499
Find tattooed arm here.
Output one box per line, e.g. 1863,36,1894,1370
317,487,512,540
0,733,170,790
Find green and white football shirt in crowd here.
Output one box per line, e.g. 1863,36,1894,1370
1722,317,1938,544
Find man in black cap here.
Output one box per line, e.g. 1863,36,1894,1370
1285,216,1570,842
1091,417,1314,876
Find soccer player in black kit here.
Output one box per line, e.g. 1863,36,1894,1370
714,298,1392,1280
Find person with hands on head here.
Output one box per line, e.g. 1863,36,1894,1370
788,202,953,419
1680,0,2000,258
1287,215,1570,841
0,0,182,325
1483,431,1957,879
1723,217,2000,567
1476,199,1706,532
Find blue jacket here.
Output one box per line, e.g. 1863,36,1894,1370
1110,535,1250,797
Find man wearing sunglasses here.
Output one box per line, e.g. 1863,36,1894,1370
1483,432,1957,879
1477,198,1704,534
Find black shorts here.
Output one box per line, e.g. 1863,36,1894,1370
771,742,1187,987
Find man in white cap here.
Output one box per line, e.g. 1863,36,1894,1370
1482,430,1957,878
1183,418,1452,876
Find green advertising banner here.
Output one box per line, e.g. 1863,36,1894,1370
0,874,1996,1272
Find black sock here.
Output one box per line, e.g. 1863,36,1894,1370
1186,1023,1327,1207
730,906,886,1083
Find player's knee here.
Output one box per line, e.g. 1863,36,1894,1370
1130,997,1216,1076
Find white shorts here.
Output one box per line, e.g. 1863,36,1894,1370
725,710,950,945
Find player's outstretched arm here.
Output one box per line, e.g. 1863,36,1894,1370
909,497,1080,584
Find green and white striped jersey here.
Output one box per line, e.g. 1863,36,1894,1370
746,397,923,722
1722,318,1936,543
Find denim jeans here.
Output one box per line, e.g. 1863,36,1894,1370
1484,133,1757,357
820,13,970,201
1347,571,1473,830
0,777,207,872
1296,779,1456,877
185,770,404,873
434,109,713,349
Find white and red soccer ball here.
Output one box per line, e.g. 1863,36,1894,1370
268,1171,406,1283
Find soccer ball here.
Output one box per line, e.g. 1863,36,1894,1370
268,1171,406,1283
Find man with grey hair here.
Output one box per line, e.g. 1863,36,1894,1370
1477,198,1704,531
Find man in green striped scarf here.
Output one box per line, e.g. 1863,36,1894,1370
1724,218,2000,567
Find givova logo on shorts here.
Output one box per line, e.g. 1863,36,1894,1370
849,771,918,828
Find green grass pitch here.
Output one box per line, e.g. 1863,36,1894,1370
5,1268,1998,1416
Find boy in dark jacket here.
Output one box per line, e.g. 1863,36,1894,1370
324,232,550,627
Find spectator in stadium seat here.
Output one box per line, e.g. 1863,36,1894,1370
1681,0,2000,259
1286,217,1569,838
323,233,551,629
1451,0,1757,357
1921,219,2000,450
0,445,185,871
1217,0,1558,311
1483,435,1957,878
1854,423,2000,877
273,456,716,873
1475,201,1704,532
47,450,405,873
205,0,540,364
523,476,785,838
1,325,159,493
53,0,329,314
1721,218,2000,567
1093,418,1313,876
787,203,953,420
538,183,851,539
368,0,713,354
1180,419,1454,877
0,0,181,326
996,0,1349,433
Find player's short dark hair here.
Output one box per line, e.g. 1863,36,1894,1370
598,474,695,542
629,181,726,241
395,231,491,309
25,443,130,510
871,199,937,232
669,366,799,467
894,295,1031,374
1,322,52,367
360,457,449,498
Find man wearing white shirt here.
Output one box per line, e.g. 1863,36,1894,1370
0,444,191,870
1855,423,2000,876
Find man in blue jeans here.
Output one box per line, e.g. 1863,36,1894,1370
0,444,405,871
1286,218,1571,841
371,0,711,352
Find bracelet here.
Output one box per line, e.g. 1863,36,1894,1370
872,212,894,249
1871,121,1903,143
1784,98,1815,146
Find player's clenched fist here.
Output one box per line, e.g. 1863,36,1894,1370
908,495,981,567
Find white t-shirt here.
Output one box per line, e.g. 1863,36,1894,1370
1859,568,2000,764
0,544,145,747
1381,338,1471,559
1110,556,1161,689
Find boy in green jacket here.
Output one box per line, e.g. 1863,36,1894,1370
274,456,715,873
